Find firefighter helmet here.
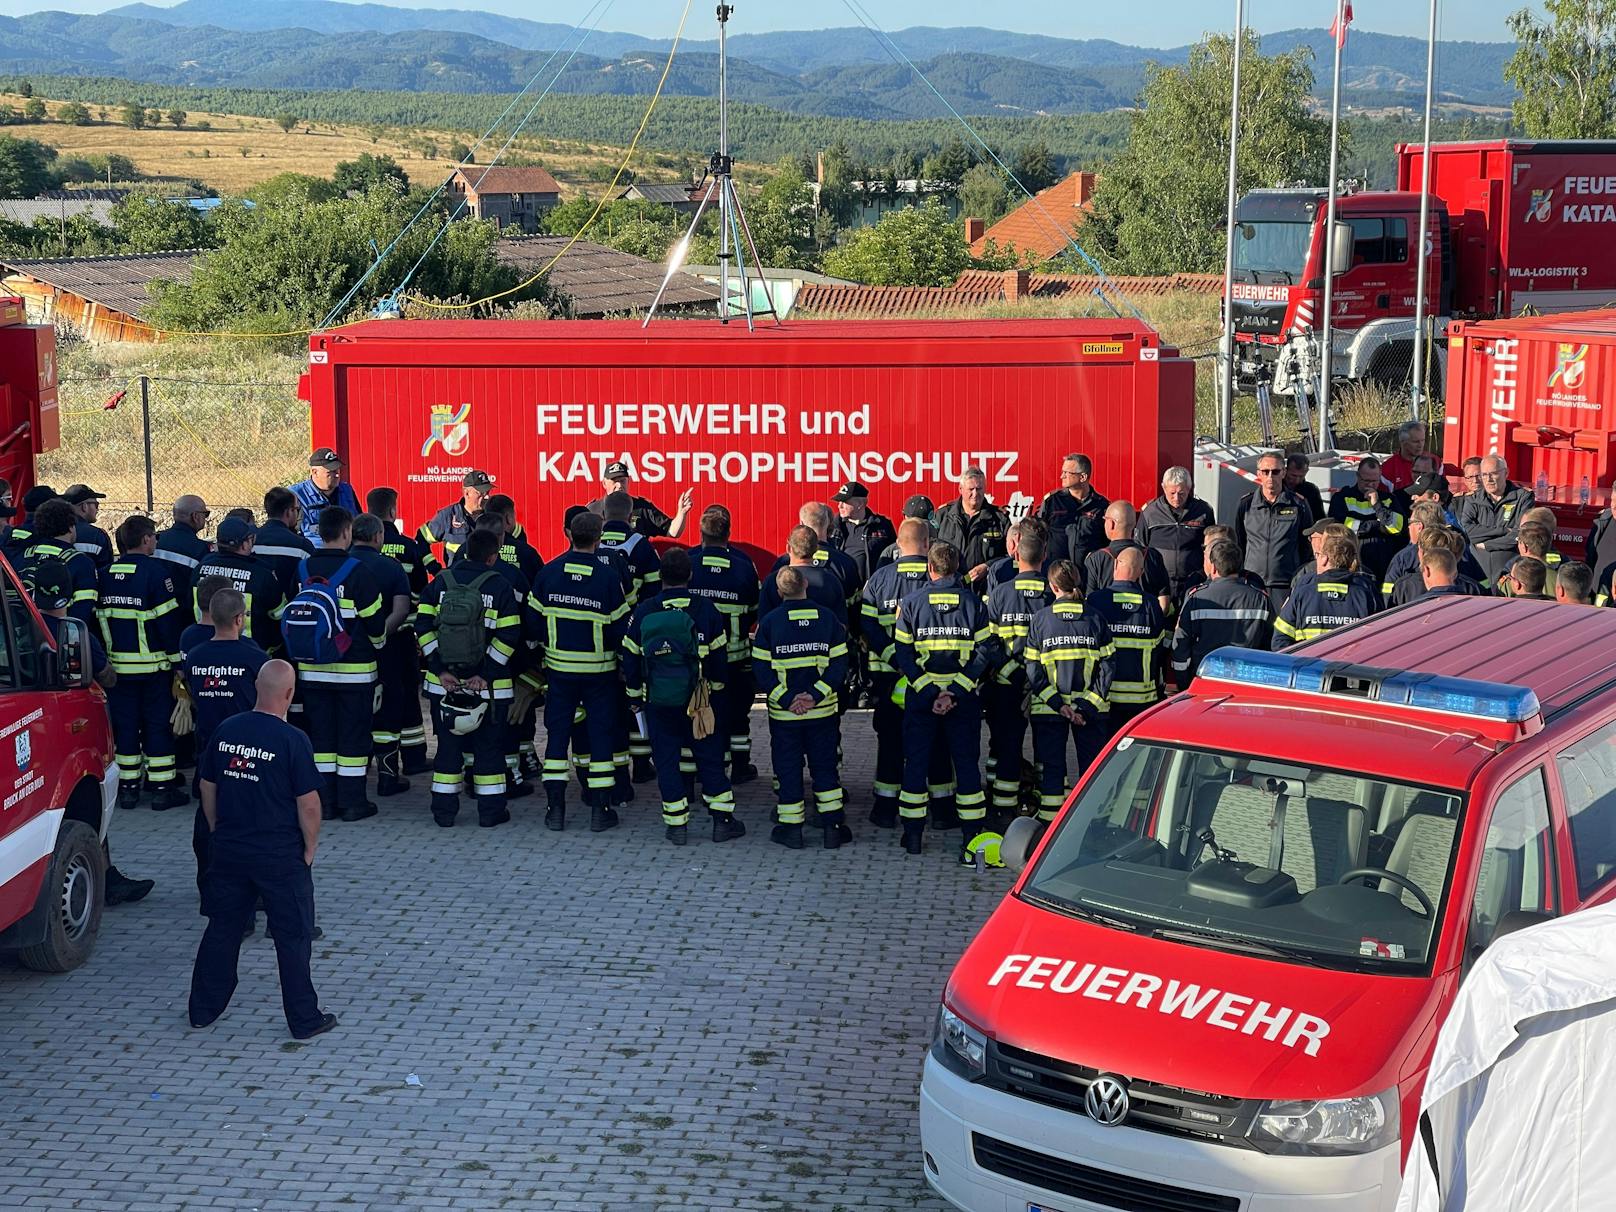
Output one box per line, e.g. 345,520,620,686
960,830,1005,869
441,689,488,736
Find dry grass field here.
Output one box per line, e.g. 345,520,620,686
4,92,753,198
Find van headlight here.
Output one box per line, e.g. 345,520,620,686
934,1001,987,1080
1248,1088,1400,1155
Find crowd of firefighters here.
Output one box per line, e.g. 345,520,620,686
4,417,1600,880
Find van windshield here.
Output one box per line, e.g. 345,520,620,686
1234,221,1312,278
1020,741,1464,971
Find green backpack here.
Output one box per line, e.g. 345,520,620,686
436,569,497,671
641,607,701,708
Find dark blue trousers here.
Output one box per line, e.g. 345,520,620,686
768,716,842,825
900,692,985,822
645,702,734,826
542,673,620,807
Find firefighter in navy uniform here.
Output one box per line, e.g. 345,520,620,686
256,488,316,602
623,547,737,846
1038,453,1110,567
933,468,1010,589
1327,456,1406,581
1086,547,1170,730
97,515,188,810
193,517,286,652
752,565,850,851
486,494,544,586
350,513,415,798
1083,501,1173,614
469,511,542,797
23,499,99,628
892,542,997,858
859,519,935,828
4,484,55,562
156,495,214,626
533,511,630,833
587,460,694,539
759,527,849,624
419,470,494,564
983,526,1053,821
63,483,114,570
285,507,386,823
831,481,896,586
1235,452,1313,594
599,490,663,788
1273,532,1381,649
368,486,438,775
1026,561,1116,821
416,528,521,829
1172,539,1277,685
291,448,363,544
685,506,762,784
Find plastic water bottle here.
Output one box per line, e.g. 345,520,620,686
1535,471,1550,501
1581,476,1592,506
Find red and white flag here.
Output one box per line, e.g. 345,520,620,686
1330,1,1355,49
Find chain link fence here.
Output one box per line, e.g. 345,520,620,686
45,372,309,531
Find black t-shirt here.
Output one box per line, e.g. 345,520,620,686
184,637,269,752
201,712,323,864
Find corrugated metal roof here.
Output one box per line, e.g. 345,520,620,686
451,166,562,197
794,271,1222,318
493,235,718,317
0,198,117,225
0,250,198,319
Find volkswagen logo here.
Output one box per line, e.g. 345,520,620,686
1084,1075,1131,1127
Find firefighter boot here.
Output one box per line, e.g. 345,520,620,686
730,759,758,785
868,798,898,829
432,795,458,828
375,750,411,798
519,752,542,781
901,819,925,856
770,822,805,850
116,784,140,813
712,814,746,843
631,755,656,784
401,745,430,777
505,775,535,801
151,783,190,812
822,813,853,851
589,800,620,833
545,785,565,832
929,796,960,830
665,824,688,846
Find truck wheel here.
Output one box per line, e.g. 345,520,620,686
17,821,105,972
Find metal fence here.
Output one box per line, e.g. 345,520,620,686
46,373,309,529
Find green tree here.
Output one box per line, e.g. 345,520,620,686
118,101,145,129
17,80,31,99
0,136,59,197
146,109,164,128
1082,30,1331,275
332,152,409,196
822,198,970,286
1012,141,1060,193
273,112,299,134
446,140,474,163
1507,1,1616,137
58,102,91,126
247,172,341,206
21,98,45,124
958,162,1013,224
110,194,214,253
168,109,187,129
922,138,973,187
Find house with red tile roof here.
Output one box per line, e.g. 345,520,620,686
448,166,563,234
791,268,1221,320
966,171,1098,263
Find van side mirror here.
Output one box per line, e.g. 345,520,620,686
1001,816,1046,874
1330,221,1355,276
51,617,94,690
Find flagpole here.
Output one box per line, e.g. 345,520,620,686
1318,0,1347,452
1218,0,1248,446
1410,0,1439,423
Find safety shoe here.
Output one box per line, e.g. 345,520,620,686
291,1012,339,1041
770,823,805,850
901,820,925,856
478,807,512,829
505,777,535,801
341,800,378,823
116,785,140,813
590,804,620,833
150,784,189,812
823,822,853,850
104,867,154,906
867,799,898,829
545,788,566,832
665,824,688,847
376,774,411,798
711,815,746,843
631,756,656,784
730,760,758,785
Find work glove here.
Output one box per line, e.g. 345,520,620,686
170,694,194,737
508,679,538,724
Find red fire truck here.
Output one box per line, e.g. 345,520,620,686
299,318,1194,555
0,298,118,973
1228,140,1616,398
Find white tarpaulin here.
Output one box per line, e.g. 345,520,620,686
1397,902,1616,1211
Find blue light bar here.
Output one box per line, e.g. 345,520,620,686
1196,649,1542,724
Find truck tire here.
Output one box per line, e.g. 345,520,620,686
17,821,105,972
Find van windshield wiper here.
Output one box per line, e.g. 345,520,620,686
1151,925,1338,967
1021,892,1146,934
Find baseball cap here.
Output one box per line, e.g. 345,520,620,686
62,484,106,505
1304,518,1333,538
831,480,870,502
902,494,935,520
463,470,495,490
22,485,56,513
28,562,72,611
217,516,257,546
603,461,631,480
308,447,343,468
1409,472,1451,502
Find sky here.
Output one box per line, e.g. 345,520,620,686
0,0,1537,45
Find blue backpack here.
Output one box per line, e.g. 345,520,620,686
281,556,360,664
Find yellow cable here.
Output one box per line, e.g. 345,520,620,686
403,0,693,315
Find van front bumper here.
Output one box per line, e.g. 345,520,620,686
919,1052,1402,1212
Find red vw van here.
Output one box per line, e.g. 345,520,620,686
921,596,1616,1211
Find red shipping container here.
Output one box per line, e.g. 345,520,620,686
300,319,1194,556
1445,309,1616,550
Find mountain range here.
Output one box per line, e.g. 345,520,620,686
0,1,1519,115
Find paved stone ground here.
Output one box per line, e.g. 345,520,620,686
0,709,1004,1211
